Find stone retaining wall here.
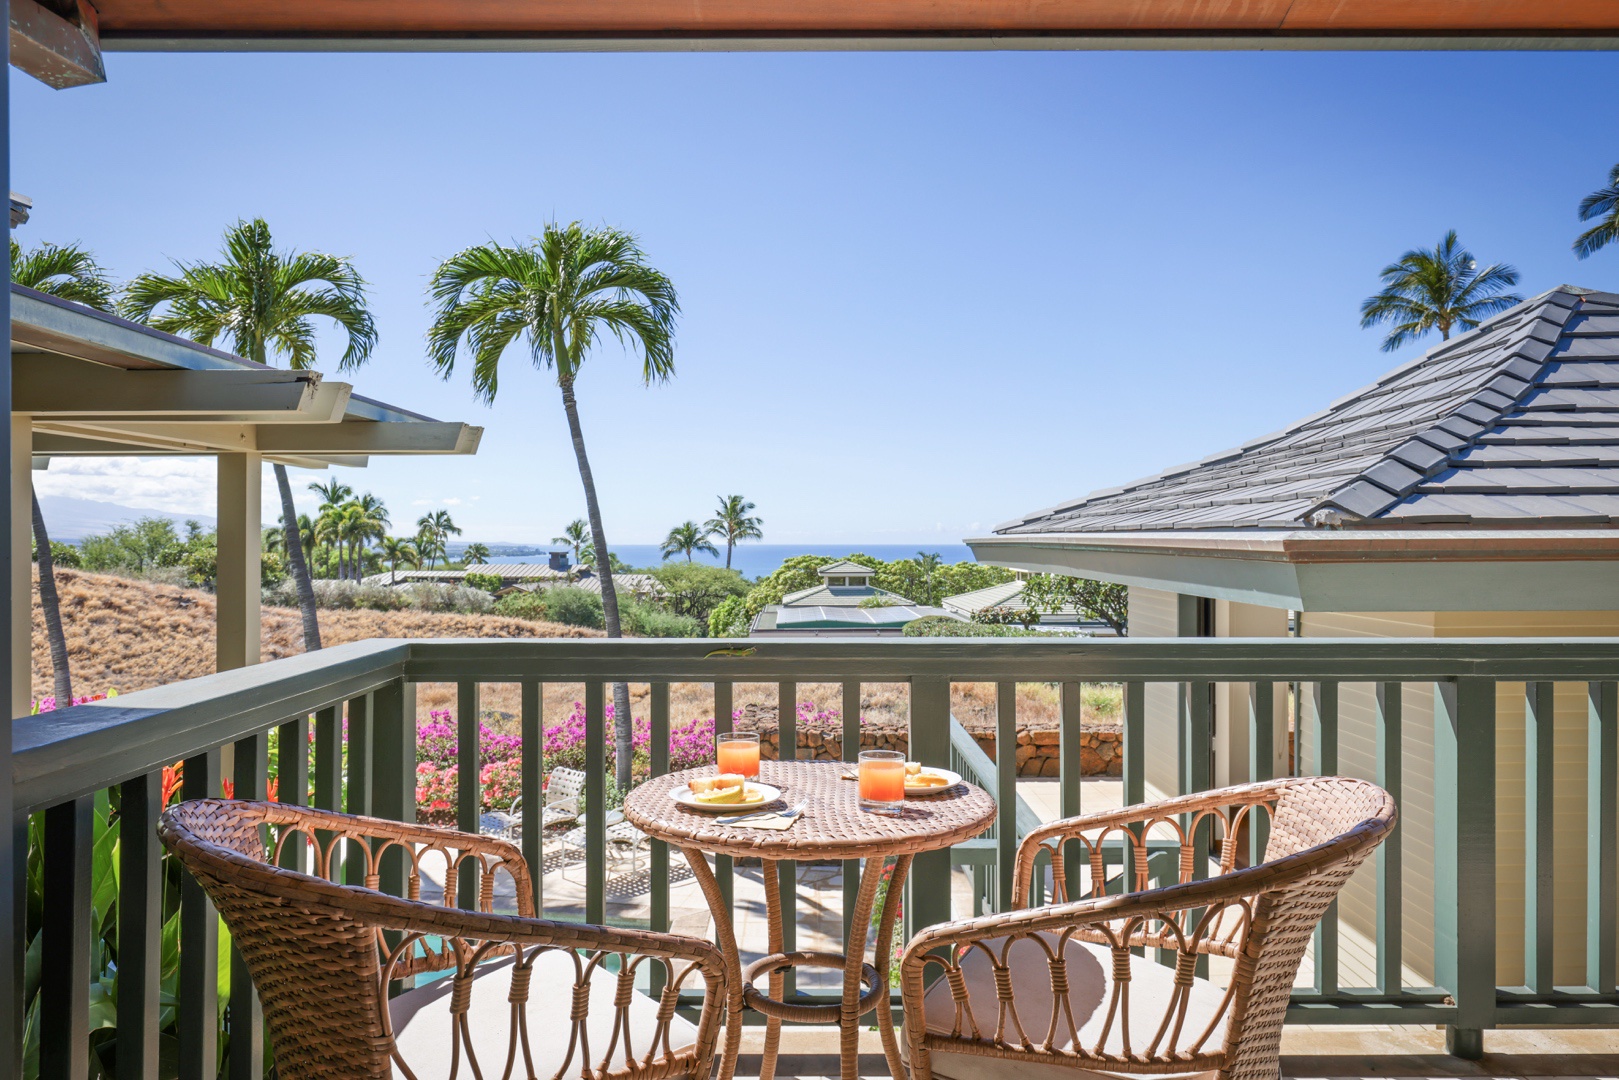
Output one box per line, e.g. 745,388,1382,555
734,704,1122,777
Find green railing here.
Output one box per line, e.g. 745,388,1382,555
12,635,1619,1078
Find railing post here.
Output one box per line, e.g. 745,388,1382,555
1060,681,1083,900
117,772,164,1080
1123,680,1145,807
276,716,309,874
179,748,220,1080
373,680,417,900
456,681,480,907
777,680,798,998
1435,678,1495,1060
1312,681,1339,996
585,681,607,925
345,694,372,889
1588,680,1617,996
996,681,1017,911
908,678,952,941
521,680,544,917
648,681,670,996
1248,681,1274,867
1525,681,1554,996
39,796,92,1080
841,679,861,948
713,681,734,913
228,735,267,1080
1376,682,1404,996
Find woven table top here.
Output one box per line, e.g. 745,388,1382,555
622,760,997,860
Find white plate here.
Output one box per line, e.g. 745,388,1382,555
904,767,964,797
670,781,782,813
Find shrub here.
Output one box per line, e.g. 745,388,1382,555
708,595,749,637
264,578,494,614
464,571,503,594
648,562,748,625
493,590,551,621
903,615,1052,638
622,598,702,638
543,586,604,629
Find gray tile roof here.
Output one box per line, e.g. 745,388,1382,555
817,560,875,577
996,287,1619,534
779,584,915,607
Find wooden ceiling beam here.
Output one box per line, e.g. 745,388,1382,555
82,0,1619,48
10,0,103,88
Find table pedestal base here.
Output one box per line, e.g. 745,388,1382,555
681,846,914,1080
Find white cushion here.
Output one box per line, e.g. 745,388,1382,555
389,949,699,1079
909,931,1226,1080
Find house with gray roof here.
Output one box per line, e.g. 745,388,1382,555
938,579,1111,632
750,560,958,636
968,285,1619,992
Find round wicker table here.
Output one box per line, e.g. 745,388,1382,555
623,760,997,1080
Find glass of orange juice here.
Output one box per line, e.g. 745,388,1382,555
858,749,906,815
716,731,761,779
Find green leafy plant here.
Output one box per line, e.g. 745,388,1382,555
463,571,502,594
541,586,606,629
1359,231,1522,351
1018,574,1128,635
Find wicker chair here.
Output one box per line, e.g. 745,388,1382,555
900,776,1395,1080
159,799,726,1080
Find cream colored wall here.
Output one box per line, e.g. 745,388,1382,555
1299,607,1619,990
1212,601,1289,788
1298,610,1438,988
1431,610,1619,988
1129,586,1185,800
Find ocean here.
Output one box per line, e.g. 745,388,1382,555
493,543,978,580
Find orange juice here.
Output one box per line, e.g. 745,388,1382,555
717,736,760,779
858,749,906,814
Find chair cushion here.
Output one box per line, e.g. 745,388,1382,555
389,949,698,1078
910,931,1226,1080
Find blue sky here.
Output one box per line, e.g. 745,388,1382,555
12,49,1618,545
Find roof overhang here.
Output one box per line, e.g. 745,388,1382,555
969,529,1619,613
12,286,482,469
82,0,1619,51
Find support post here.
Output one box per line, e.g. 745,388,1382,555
1435,678,1495,1060
10,416,28,718
907,678,952,941
1524,682,1553,996
215,452,262,673
1588,681,1617,996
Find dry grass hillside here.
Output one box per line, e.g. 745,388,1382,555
30,570,1121,740
30,568,598,703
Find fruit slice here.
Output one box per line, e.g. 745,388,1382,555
905,772,950,788
690,774,747,803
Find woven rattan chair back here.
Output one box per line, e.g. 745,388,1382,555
159,799,725,1080
902,776,1395,1080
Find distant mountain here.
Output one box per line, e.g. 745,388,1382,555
35,495,216,542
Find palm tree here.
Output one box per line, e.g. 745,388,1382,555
13,237,115,699
415,510,461,570
350,493,390,580
915,550,942,605
414,525,447,570
11,238,115,310
377,536,417,586
1359,231,1523,352
122,219,377,652
704,495,763,570
463,542,491,565
1575,163,1619,259
661,521,719,563
553,519,589,567
428,221,679,790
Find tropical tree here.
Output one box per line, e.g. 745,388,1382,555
427,221,678,789
122,218,377,651
553,519,589,566
915,550,943,606
377,536,418,586
704,495,762,570
12,236,116,698
1575,163,1619,259
463,542,491,565
415,510,460,570
1359,231,1523,351
661,521,719,563
11,238,115,310
349,493,390,580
